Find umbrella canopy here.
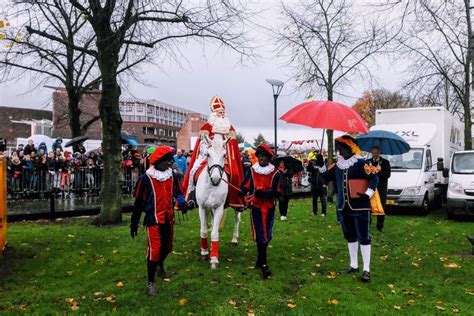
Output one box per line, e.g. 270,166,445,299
280,101,369,133
65,135,89,148
238,142,255,151
272,155,304,174
122,139,138,146
356,130,410,155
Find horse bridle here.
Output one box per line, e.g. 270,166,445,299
207,163,224,186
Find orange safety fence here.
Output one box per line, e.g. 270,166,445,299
0,157,7,255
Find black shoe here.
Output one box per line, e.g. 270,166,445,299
361,271,370,282
347,267,360,274
377,226,384,233
261,264,272,279
156,264,166,279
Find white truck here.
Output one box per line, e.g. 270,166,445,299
372,107,464,213
445,150,474,218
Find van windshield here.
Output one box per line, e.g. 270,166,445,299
385,149,424,170
452,153,474,174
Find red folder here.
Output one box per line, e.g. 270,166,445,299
348,179,369,198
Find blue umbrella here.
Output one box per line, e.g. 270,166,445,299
356,130,410,155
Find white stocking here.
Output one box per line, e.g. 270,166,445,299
360,244,371,272
348,242,359,269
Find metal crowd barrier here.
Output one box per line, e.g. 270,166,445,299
7,167,139,200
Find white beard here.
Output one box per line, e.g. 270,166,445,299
208,113,231,134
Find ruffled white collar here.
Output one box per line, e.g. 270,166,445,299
146,167,173,181
336,154,362,170
252,163,275,175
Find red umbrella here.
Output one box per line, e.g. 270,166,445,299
280,101,369,133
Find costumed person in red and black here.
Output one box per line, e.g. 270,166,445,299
130,146,188,296
241,144,280,279
183,96,245,210
320,135,379,282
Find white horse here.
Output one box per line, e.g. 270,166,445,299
196,134,242,269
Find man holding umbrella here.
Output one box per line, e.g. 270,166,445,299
367,146,391,232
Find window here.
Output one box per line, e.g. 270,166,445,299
137,107,144,112
126,107,132,112
425,149,433,172
147,107,153,114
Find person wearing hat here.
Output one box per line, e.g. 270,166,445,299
241,143,281,279
320,135,378,282
130,146,188,296
183,96,245,210
367,146,391,232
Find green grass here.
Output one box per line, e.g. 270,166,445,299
1,199,473,315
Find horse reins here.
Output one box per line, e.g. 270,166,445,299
207,164,225,186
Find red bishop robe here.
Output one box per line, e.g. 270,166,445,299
183,122,245,209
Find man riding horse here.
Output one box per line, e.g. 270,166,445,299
183,96,245,209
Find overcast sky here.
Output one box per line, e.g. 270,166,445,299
0,0,405,144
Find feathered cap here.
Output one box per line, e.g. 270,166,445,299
150,146,174,165
335,135,362,156
256,143,274,159
210,96,225,112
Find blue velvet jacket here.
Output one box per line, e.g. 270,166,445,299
324,156,378,212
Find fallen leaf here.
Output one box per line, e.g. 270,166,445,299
435,300,444,305
94,292,104,297
327,299,339,305
388,284,395,290
179,298,189,306
112,249,118,254
287,303,297,309
164,278,171,282
439,257,448,262
68,234,75,238
228,300,237,306
435,306,445,311
315,263,321,268
443,263,461,269
105,295,116,303
65,298,79,311
394,305,401,310
116,281,124,288
380,255,389,261
327,271,338,279
407,299,415,305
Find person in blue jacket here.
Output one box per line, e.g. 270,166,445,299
173,148,188,177
319,135,378,282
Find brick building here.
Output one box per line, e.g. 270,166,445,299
52,90,207,146
52,89,102,139
177,113,207,152
0,106,52,148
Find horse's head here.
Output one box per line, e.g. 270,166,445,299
203,134,230,186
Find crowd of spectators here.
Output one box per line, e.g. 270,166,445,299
0,135,322,200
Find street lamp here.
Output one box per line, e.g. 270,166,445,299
266,79,284,152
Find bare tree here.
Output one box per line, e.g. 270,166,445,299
0,1,101,137
384,0,473,150
276,0,390,162
58,0,251,224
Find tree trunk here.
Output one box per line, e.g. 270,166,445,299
66,91,83,138
465,0,473,149
326,87,334,163
95,39,123,225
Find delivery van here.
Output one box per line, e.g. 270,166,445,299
445,150,474,218
372,107,464,213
